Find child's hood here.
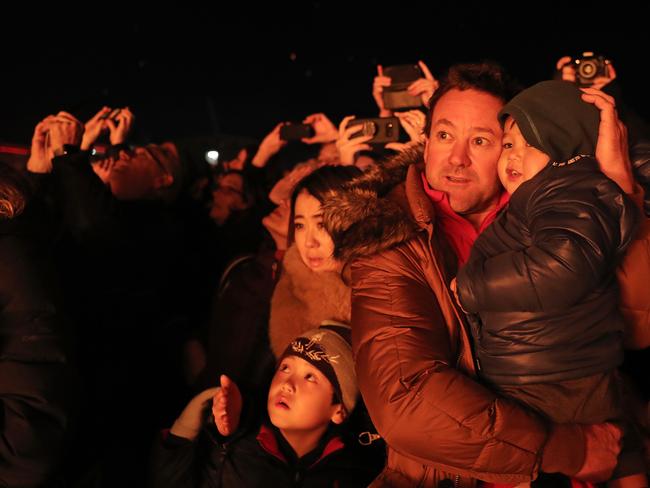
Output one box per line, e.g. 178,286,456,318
498,80,600,162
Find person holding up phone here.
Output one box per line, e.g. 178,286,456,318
81,106,134,152
372,60,438,117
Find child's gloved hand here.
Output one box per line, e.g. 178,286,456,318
212,374,243,436
170,387,220,440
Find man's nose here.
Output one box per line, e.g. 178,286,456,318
448,142,470,168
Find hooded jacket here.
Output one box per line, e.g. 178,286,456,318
456,81,639,386
320,147,578,486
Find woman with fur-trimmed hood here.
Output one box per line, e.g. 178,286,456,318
268,165,364,358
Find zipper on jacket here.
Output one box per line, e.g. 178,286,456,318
454,474,460,488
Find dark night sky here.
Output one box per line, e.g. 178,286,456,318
3,3,650,146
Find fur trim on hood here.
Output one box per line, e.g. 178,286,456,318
321,144,425,262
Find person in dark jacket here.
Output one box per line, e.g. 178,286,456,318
454,80,646,486
0,161,75,487
150,323,378,487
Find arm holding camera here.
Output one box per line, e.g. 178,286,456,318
105,106,134,146
251,123,288,168
373,65,393,117
301,113,338,144
383,110,426,153
407,60,439,106
81,107,112,151
336,115,373,165
556,54,616,90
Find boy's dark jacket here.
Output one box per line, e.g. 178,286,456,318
149,423,377,487
456,80,640,385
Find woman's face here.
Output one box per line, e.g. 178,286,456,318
293,190,340,273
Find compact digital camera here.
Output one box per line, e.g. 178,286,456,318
572,52,609,87
347,117,400,144
382,64,424,110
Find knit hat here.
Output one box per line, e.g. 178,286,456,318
498,80,600,163
279,320,358,415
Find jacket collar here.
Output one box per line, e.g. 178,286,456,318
256,424,345,468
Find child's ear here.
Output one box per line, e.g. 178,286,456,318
330,404,347,425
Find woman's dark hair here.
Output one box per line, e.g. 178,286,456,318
287,165,363,245
0,161,30,220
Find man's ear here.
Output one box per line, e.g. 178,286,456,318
330,404,347,425
153,173,174,189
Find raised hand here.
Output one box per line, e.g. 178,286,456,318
211,374,243,436
407,60,439,107
372,65,393,117
581,87,634,193
48,112,84,155
252,123,288,168
106,107,135,145
301,113,338,144
81,107,111,150
395,109,426,143
170,387,220,440
556,55,617,90
27,115,57,174
336,115,373,166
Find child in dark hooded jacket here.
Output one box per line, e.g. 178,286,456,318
455,80,645,486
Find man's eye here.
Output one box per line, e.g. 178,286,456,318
474,137,489,146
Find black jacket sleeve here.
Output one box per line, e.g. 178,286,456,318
458,174,638,313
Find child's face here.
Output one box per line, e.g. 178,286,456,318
267,355,344,436
497,117,550,194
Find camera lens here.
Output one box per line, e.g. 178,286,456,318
578,60,597,80
362,121,377,137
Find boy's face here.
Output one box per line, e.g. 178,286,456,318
497,117,550,194
267,355,344,437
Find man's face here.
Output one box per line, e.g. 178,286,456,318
497,117,550,195
267,355,343,437
95,143,177,200
424,89,504,217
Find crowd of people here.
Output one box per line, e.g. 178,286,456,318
1,55,649,488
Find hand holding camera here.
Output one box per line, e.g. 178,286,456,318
105,107,134,145
557,52,615,89
379,60,438,111
27,112,83,173
337,115,374,165
301,113,338,144
373,65,393,117
251,123,288,168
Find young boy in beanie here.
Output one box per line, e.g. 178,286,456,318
149,322,378,487
454,80,646,487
